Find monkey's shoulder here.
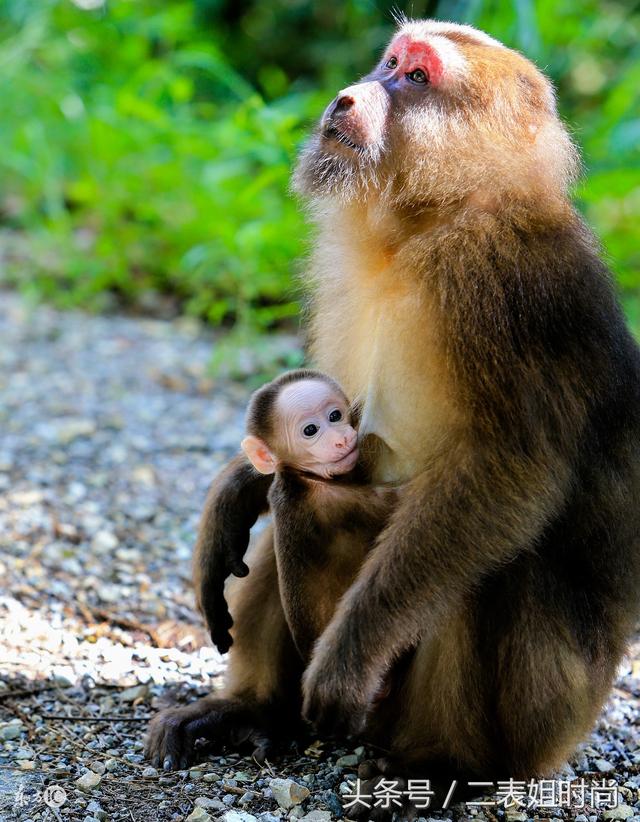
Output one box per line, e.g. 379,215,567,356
269,469,397,535
269,468,358,504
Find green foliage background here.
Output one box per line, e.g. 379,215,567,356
0,0,638,333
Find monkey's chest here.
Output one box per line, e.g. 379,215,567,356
356,323,435,483
314,284,452,484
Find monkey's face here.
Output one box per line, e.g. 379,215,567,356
293,20,577,205
276,380,359,479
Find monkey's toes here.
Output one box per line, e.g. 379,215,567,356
145,709,195,771
357,757,400,779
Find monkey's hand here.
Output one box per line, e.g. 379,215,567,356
301,626,378,736
194,455,272,654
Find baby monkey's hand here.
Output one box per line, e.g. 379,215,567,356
194,455,272,654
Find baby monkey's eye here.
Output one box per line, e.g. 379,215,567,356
385,56,398,69
328,409,343,422
303,423,319,437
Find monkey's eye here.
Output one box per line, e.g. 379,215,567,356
303,423,319,438
328,409,342,423
385,57,398,69
406,68,428,84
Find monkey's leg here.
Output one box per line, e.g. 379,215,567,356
376,573,615,783
489,600,615,776
146,526,303,769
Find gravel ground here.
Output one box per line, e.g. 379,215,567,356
0,293,638,822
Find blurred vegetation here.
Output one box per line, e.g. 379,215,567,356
0,0,638,335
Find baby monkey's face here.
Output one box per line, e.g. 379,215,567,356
277,380,358,478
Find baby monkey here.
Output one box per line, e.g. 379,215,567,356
241,369,396,660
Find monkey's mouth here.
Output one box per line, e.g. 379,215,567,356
331,446,359,473
322,125,362,152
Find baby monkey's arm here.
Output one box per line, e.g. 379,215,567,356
194,454,273,653
269,469,397,660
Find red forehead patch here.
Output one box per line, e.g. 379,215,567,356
388,35,444,85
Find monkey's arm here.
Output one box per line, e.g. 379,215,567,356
270,471,396,661
302,440,570,732
269,473,324,660
194,454,273,653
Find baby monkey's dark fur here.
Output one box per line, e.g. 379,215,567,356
203,368,396,660
252,370,396,659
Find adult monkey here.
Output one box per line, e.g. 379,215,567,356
146,19,640,780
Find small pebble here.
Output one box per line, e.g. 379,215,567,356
336,754,359,768
186,809,213,822
119,684,148,702
603,807,635,821
270,778,310,810
14,748,35,760
0,720,24,741
195,797,226,811
76,770,102,791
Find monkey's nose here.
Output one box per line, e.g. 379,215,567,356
336,94,356,111
338,431,357,450
334,94,355,112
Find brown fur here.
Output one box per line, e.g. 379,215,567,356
244,369,398,660
146,19,640,786
270,469,396,660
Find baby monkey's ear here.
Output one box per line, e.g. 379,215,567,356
241,435,278,475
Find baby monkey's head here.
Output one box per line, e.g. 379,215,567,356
241,370,359,479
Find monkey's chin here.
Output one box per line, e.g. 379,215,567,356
292,135,382,200
327,446,359,476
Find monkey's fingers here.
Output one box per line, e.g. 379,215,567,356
303,685,367,738
228,558,250,578
202,579,236,654
209,601,234,654
218,524,252,578
210,625,233,655
145,708,195,771
147,701,239,770
248,730,272,764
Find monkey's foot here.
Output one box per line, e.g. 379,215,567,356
144,696,272,770
345,760,412,821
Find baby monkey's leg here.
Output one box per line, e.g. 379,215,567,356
146,527,304,768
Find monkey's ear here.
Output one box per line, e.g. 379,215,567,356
241,436,277,475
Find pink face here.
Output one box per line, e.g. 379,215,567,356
316,32,449,160
382,34,444,85
276,380,358,478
